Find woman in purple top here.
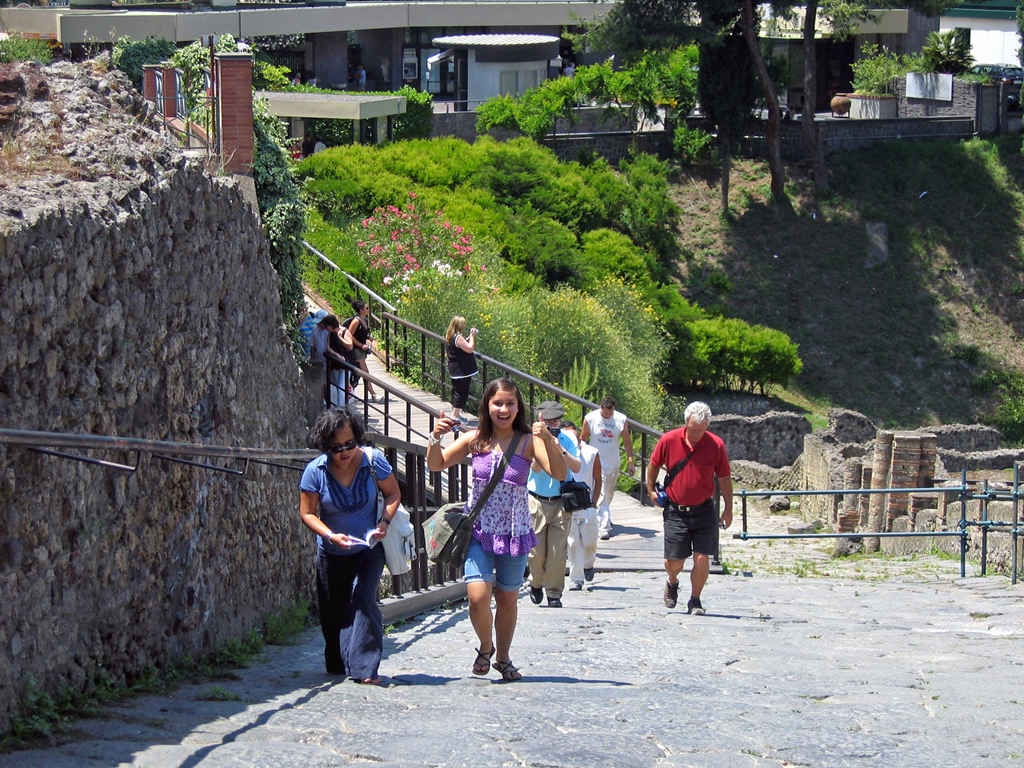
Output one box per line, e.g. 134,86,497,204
427,378,565,681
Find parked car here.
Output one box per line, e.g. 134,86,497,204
968,64,1023,110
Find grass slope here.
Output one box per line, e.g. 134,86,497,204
670,136,1024,429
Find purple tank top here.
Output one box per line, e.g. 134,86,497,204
469,445,537,557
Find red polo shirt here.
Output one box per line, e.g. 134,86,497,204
651,428,730,506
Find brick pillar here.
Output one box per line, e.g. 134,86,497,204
160,66,178,120
143,64,160,103
215,52,254,175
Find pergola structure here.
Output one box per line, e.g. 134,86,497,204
255,90,407,144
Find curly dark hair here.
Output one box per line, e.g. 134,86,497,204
307,406,366,453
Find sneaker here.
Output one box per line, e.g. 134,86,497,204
663,580,679,609
568,582,583,591
529,586,543,604
687,597,705,615
583,567,594,582
547,596,563,608
599,531,611,541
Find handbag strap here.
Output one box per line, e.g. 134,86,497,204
662,452,693,490
362,446,386,522
465,431,523,525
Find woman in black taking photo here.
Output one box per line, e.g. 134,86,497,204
444,315,478,423
346,300,380,403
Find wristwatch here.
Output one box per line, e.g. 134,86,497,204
428,436,441,447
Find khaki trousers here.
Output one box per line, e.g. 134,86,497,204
527,495,570,599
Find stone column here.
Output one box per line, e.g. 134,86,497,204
865,430,893,552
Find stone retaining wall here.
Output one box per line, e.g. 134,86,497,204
0,155,312,732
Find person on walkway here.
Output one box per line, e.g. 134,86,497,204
312,314,348,407
346,300,379,403
356,65,367,91
561,420,601,592
580,396,636,540
299,406,401,684
445,316,478,423
646,401,732,615
427,379,566,681
527,401,579,608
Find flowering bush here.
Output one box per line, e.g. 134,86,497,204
358,196,481,303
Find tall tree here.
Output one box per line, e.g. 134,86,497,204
697,7,759,209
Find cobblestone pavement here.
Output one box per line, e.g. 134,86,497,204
6,500,1022,767
6,554,1023,767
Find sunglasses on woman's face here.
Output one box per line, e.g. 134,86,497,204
327,439,360,454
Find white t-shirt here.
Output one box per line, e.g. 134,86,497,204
575,442,600,494
584,409,627,469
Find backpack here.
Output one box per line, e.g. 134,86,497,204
337,317,355,352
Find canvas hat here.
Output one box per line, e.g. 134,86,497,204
536,401,565,420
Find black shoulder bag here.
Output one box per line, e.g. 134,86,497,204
654,453,693,507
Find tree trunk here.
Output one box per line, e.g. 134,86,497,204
721,134,732,210
801,0,830,192
740,0,785,200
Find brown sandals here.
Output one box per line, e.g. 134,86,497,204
491,660,522,682
473,647,495,675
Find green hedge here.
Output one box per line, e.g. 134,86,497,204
300,137,804,414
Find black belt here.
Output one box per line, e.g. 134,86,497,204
529,491,562,501
666,498,713,515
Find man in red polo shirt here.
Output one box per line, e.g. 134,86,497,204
647,401,733,614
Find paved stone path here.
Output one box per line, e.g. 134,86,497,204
7,558,1024,767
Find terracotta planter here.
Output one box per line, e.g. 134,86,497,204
830,94,851,117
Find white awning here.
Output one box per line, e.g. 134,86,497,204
426,48,454,75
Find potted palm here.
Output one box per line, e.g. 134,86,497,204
847,43,905,119
905,30,973,104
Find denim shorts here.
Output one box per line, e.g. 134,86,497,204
464,537,528,592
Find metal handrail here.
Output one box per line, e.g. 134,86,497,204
303,240,662,501
734,468,1024,583
377,310,663,501
0,426,470,594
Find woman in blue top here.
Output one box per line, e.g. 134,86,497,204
299,406,401,684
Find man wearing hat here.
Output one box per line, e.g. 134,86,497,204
526,401,580,608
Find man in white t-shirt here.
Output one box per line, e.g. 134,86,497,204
580,396,635,539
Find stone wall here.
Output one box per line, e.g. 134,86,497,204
0,63,312,731
711,411,811,469
795,409,1024,555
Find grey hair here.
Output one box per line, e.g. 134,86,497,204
684,401,712,425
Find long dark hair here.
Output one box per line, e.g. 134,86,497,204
307,406,365,453
471,378,529,453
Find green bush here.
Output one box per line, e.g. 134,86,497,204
580,228,656,287
672,122,716,165
392,85,434,140
0,34,54,65
850,43,910,96
973,370,1024,445
298,136,801,413
112,36,177,90
619,152,678,263
689,317,802,395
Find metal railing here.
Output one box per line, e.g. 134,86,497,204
375,310,664,500
304,240,664,501
0,426,471,596
733,466,1024,583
